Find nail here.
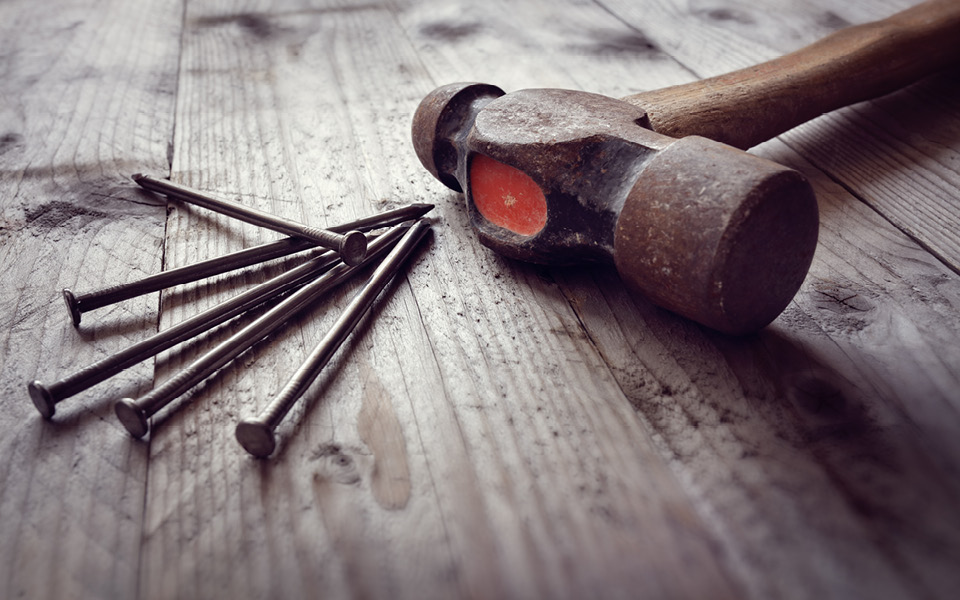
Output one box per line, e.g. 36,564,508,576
33,228,410,419
113,223,412,438
133,174,368,265
236,219,431,458
63,202,433,325
30,249,340,419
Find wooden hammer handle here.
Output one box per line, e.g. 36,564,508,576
621,0,960,149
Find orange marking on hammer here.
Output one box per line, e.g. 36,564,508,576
470,154,547,236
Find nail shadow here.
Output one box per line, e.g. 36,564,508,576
144,300,283,437
73,311,161,342
34,374,154,435
157,248,323,316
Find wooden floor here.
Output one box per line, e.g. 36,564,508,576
2,0,959,598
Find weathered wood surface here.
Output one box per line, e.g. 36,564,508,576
1,0,959,599
607,0,960,271
0,0,182,598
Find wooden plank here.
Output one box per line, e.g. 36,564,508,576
599,0,960,273
406,0,960,598
0,0,183,598
2,1,956,599
140,0,743,598
554,138,960,599
490,0,960,597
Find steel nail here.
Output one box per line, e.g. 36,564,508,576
63,202,433,325
236,219,431,458
30,248,340,419
133,174,368,265
113,223,412,438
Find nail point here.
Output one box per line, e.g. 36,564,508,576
115,399,149,438
28,381,56,419
339,230,368,266
62,289,81,327
236,419,276,458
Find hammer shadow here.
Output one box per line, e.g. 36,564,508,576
708,325,864,432
556,261,873,434
572,261,960,544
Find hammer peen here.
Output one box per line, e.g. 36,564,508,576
412,0,960,335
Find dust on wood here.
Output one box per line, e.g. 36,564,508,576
3,1,960,599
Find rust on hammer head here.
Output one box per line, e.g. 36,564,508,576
615,136,819,334
412,82,505,192
411,83,819,334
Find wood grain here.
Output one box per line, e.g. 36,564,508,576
564,1,960,596
553,137,960,598
621,0,960,149
2,0,959,599
139,1,740,598
0,0,183,598
604,0,960,274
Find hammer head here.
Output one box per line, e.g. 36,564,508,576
412,83,819,334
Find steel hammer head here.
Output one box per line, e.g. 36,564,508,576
412,83,819,335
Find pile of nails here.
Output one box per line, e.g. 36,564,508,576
28,175,433,458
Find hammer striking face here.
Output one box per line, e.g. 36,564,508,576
412,83,819,335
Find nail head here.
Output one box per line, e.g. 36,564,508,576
115,398,150,438
62,289,82,326
28,381,56,419
236,419,277,458
338,230,368,266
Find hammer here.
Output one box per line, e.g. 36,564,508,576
412,0,960,334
